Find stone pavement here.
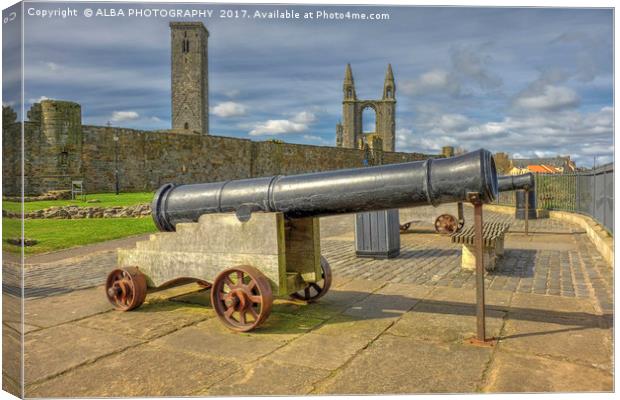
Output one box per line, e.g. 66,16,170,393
2,205,614,396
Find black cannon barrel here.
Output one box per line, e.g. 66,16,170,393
152,149,498,232
497,173,535,192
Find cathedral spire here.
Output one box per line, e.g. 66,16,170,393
383,64,395,100
343,63,357,100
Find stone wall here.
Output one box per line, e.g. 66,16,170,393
3,118,434,196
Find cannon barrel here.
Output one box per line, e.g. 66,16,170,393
497,173,535,192
152,149,498,232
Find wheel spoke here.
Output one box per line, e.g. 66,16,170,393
224,306,235,318
239,310,247,324
248,306,259,320
224,276,234,288
236,271,244,284
310,282,322,294
249,295,262,304
247,280,256,291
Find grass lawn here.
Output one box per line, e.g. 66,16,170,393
2,192,154,213
2,217,157,255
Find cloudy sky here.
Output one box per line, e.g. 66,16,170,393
4,3,613,166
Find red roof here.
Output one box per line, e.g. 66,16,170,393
527,165,559,173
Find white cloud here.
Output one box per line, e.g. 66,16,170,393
27,96,49,104
111,111,140,122
513,85,580,111
401,69,459,96
249,111,316,136
291,111,316,124
397,106,612,164
211,101,247,118
45,62,60,71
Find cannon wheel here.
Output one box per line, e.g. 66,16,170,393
211,265,273,332
434,214,459,235
290,256,332,302
105,267,147,311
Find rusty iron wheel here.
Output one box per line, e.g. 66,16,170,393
399,222,412,232
434,214,459,235
211,265,273,332
290,256,332,302
105,267,147,311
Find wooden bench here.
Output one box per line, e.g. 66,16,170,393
451,222,511,271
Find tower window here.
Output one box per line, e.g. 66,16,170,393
386,88,392,97
182,38,190,53
184,122,189,130
347,89,352,98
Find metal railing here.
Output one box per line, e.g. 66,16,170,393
496,163,613,234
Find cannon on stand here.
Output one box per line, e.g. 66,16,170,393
401,172,536,236
105,149,498,332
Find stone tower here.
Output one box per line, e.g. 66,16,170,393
27,100,83,192
170,22,209,134
337,64,396,152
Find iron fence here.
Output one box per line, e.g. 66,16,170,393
496,163,613,234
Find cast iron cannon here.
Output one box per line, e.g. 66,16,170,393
106,149,498,331
497,172,535,192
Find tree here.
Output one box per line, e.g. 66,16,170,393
494,152,512,174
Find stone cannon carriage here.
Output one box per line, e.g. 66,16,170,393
105,149,499,331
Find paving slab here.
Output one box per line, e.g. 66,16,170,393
3,293,24,329
374,282,434,298
251,312,326,341
342,290,420,319
168,287,212,306
2,324,22,385
2,373,21,398
311,314,396,341
510,292,599,316
266,331,372,371
499,317,612,370
75,302,213,340
150,318,287,363
24,324,143,385
24,286,111,329
389,301,505,343
26,343,239,397
484,351,613,392
427,286,513,309
315,334,492,394
201,358,331,396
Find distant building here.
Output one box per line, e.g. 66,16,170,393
510,164,562,175
510,156,576,174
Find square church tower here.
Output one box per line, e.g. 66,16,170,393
170,22,209,134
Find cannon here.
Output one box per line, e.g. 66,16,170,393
403,172,535,235
106,149,498,331
497,172,535,192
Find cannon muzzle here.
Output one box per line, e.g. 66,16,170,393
152,148,498,231
497,173,535,192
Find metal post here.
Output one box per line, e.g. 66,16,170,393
524,188,529,236
473,198,486,342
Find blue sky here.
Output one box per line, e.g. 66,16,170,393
4,2,614,166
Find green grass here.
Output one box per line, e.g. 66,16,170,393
2,192,154,213
2,217,157,255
